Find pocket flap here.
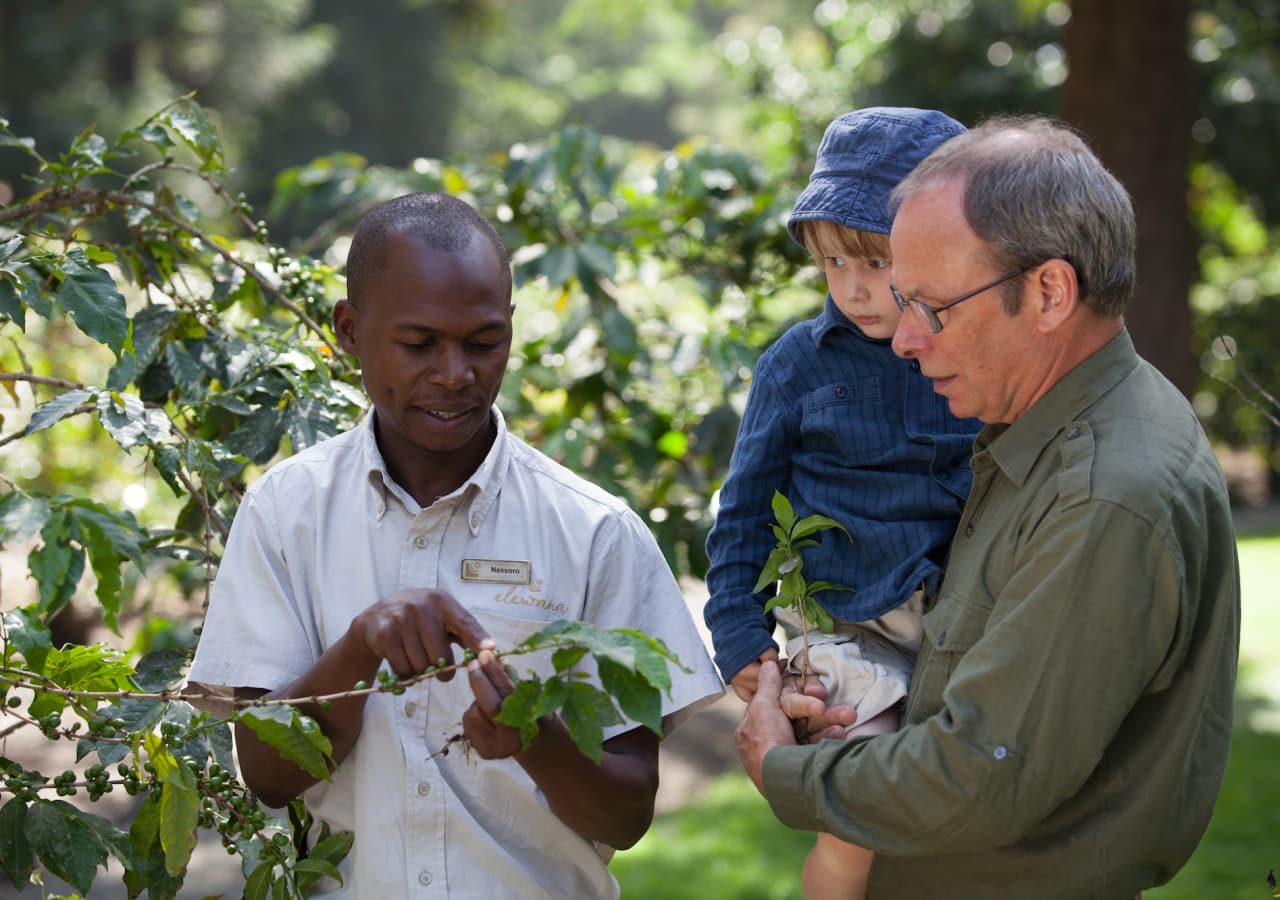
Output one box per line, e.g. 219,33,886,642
921,591,990,652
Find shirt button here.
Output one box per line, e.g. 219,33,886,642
417,782,431,796
1066,426,1081,439
964,524,974,537
911,360,921,372
470,514,479,528
418,870,432,886
835,386,847,398
993,745,1008,760
414,536,428,549
404,702,417,717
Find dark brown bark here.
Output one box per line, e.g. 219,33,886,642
1062,0,1197,396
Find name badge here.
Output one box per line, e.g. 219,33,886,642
461,559,531,585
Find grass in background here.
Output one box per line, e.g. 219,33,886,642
614,533,1280,899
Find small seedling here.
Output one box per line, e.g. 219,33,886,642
752,491,854,676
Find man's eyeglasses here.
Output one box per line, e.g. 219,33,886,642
890,264,1035,334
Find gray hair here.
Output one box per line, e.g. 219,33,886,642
889,116,1135,317
346,192,512,306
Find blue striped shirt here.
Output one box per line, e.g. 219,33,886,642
704,296,981,683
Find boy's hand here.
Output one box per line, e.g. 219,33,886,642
730,649,781,702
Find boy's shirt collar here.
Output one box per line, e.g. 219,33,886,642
812,293,886,346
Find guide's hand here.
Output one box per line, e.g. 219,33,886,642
350,589,494,679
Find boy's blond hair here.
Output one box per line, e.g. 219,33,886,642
794,219,891,263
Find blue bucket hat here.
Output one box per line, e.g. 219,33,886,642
787,107,966,248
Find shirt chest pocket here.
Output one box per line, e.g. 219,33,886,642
800,378,890,464
904,591,992,723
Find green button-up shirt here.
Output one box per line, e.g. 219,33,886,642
763,331,1241,899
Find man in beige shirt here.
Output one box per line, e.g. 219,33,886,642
190,192,723,898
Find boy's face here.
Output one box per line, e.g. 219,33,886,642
811,225,902,340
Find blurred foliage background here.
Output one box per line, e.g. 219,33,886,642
1,0,1278,895
3,0,1278,589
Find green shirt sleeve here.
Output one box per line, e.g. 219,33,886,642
762,498,1187,855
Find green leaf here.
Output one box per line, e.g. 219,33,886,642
0,798,33,889
598,656,662,736
310,829,355,866
804,598,835,635
559,682,621,764
96,390,172,450
145,737,199,876
76,697,162,765
495,678,544,748
0,277,23,328
128,794,161,857
162,104,221,170
0,491,51,541
121,122,175,153
532,676,570,719
24,799,109,895
32,643,136,718
24,388,95,436
208,719,237,775
551,646,589,673
163,342,205,398
770,491,796,534
0,235,22,266
29,510,85,620
0,127,41,161
806,581,854,597
73,513,126,631
751,545,788,594
1,608,52,672
294,857,343,888
57,250,129,355
132,648,189,692
791,514,852,542
244,859,276,900
237,706,333,780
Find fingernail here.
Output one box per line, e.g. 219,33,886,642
480,638,496,650
467,659,480,672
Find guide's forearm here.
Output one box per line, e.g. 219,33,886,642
234,630,382,808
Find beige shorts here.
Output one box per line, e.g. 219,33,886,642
775,590,924,735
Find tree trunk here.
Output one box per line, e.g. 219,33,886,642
1062,0,1197,397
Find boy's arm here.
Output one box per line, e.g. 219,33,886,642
463,650,660,850
704,353,798,683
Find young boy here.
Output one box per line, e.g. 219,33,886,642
704,107,980,899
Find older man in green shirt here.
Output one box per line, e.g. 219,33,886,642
735,116,1241,900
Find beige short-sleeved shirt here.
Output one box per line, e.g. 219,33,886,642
189,409,724,898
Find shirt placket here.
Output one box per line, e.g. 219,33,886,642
400,502,454,896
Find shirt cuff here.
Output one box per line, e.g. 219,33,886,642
761,743,824,832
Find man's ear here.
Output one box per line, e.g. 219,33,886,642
1032,258,1079,333
333,299,359,354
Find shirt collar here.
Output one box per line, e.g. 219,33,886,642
360,406,511,534
981,329,1140,486
811,294,886,346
